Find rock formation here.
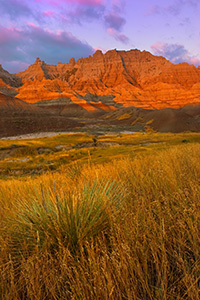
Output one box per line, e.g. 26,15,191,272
0,64,22,96
0,49,200,112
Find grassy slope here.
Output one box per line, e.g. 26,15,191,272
1,132,200,178
0,133,200,299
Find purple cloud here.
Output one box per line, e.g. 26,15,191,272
104,11,126,30
0,25,94,73
0,0,129,46
0,0,33,19
110,0,125,12
0,0,131,72
0,0,106,24
151,42,200,66
66,0,105,5
147,0,199,16
107,28,129,44
67,4,105,23
43,0,105,5
104,0,129,44
50,0,106,22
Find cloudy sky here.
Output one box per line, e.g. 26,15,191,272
0,0,199,73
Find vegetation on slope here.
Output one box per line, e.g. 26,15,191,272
0,138,200,299
1,131,200,178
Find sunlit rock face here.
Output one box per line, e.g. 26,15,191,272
1,49,200,111
0,92,47,113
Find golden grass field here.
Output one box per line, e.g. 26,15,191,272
0,132,200,299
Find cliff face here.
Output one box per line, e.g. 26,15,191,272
1,49,200,111
0,65,22,97
0,65,21,87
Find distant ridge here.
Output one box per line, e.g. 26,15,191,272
1,49,200,135
0,49,199,111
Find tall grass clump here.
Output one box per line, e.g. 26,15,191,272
2,180,123,259
0,143,200,299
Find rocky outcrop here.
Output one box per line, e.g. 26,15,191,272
0,64,21,87
1,49,200,111
0,65,22,96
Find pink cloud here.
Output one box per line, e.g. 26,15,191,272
151,41,165,52
26,22,38,28
42,0,105,6
188,57,200,65
0,0,106,29
0,27,22,44
75,0,104,4
107,28,129,44
104,0,129,44
94,46,107,53
42,0,106,23
43,10,55,17
151,42,200,66
0,0,106,22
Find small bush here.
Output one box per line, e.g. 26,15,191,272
4,180,123,258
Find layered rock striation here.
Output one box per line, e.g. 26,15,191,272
0,92,81,137
1,49,200,112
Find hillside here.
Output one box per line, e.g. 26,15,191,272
0,49,200,135
104,104,200,132
0,49,199,111
0,92,81,137
16,49,200,110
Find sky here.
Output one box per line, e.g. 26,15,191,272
0,0,199,73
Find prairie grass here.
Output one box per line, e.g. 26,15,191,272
3,180,123,259
0,141,200,299
1,131,200,178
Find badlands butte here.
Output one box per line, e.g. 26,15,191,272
1,48,200,136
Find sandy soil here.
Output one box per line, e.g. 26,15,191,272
0,131,72,140
0,130,139,141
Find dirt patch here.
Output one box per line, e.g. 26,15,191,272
0,131,76,140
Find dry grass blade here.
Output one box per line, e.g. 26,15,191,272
0,142,200,299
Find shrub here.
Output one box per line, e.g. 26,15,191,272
4,180,123,258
